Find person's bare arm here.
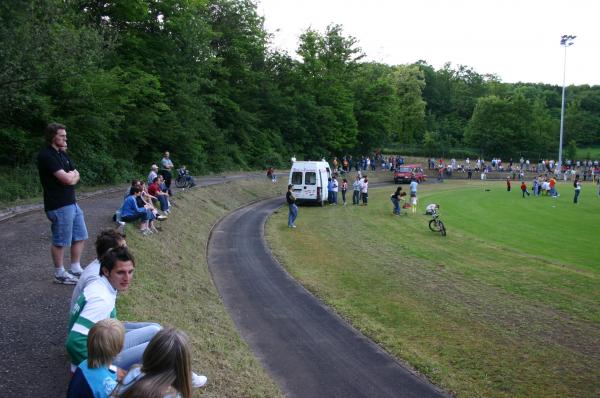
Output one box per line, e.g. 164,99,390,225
53,169,80,185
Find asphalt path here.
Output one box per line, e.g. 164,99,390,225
207,197,449,398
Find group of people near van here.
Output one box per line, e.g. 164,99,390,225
324,174,370,206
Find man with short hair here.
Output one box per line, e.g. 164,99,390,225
66,246,159,372
148,175,170,214
67,246,208,388
160,150,174,189
69,229,127,313
37,123,88,284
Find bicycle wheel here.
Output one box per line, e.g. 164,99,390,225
175,177,187,188
439,221,446,236
428,219,440,232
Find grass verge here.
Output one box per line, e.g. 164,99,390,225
265,179,600,398
118,177,285,398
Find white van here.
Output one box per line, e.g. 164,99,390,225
289,160,332,206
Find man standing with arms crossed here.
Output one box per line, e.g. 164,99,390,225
160,150,174,190
37,123,88,284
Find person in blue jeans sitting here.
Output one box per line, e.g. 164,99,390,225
120,186,153,235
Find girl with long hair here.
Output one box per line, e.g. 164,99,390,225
112,327,205,398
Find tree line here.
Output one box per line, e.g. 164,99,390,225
1,0,599,201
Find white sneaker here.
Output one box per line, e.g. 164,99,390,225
54,273,79,285
191,373,208,388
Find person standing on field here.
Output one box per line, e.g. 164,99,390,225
360,176,369,205
286,184,298,228
37,123,88,284
573,178,581,204
331,176,339,205
409,177,419,214
390,187,402,215
352,175,361,205
341,178,348,206
520,181,530,197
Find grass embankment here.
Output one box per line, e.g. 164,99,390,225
118,178,285,398
266,179,600,398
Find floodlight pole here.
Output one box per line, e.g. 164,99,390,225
558,34,576,176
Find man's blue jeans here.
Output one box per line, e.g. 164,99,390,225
113,322,161,370
288,204,298,227
391,197,400,214
157,195,169,212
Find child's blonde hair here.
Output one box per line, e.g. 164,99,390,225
87,319,125,368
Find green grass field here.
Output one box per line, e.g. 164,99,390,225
578,146,600,160
266,179,600,398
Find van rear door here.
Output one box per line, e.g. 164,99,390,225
290,170,304,197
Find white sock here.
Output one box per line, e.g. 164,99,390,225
55,267,66,277
70,262,83,273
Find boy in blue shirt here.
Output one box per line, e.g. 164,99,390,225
68,319,124,398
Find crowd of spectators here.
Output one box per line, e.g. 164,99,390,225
425,156,600,182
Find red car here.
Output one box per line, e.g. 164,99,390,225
394,164,426,184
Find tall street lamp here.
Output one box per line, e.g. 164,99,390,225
558,34,576,176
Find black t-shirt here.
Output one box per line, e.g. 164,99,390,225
37,146,77,211
286,191,295,205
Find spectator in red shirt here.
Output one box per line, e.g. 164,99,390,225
148,175,170,214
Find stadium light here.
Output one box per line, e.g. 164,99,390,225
558,34,576,176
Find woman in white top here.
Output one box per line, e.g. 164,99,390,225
360,176,369,205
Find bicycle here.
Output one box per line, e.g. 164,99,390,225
428,210,446,236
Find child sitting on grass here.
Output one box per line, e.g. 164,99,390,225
67,319,124,398
112,327,207,398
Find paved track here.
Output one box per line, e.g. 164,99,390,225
207,197,448,398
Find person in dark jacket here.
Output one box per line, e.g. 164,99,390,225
286,184,298,228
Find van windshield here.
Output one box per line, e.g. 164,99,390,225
291,172,303,185
305,172,316,185
397,167,413,173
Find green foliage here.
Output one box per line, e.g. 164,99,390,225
1,0,600,203
565,139,577,160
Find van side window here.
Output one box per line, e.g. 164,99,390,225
305,172,316,185
291,172,303,185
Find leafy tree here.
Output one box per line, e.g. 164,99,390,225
391,64,426,144
565,139,577,160
296,24,363,156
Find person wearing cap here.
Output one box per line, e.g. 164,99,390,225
147,165,159,185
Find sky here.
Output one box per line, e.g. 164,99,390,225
257,0,600,86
